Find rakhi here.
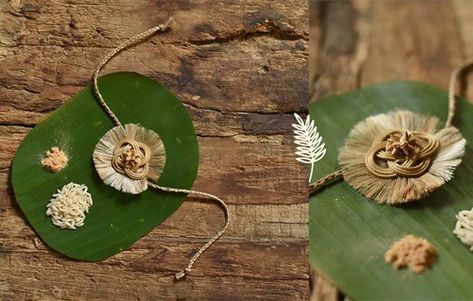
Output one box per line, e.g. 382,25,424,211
90,19,230,280
310,64,469,204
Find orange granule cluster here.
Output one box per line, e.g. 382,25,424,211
41,147,68,172
384,235,437,273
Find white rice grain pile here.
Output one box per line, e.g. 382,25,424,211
453,208,473,251
46,182,93,230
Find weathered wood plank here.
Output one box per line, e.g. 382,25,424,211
0,250,307,300
1,0,308,47
310,0,361,102
0,40,307,124
0,176,308,243
451,0,473,102
0,0,309,299
0,0,308,126
360,0,462,88
0,127,307,205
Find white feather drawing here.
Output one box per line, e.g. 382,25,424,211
292,113,326,182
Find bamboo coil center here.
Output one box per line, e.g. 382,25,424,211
112,138,151,180
365,130,439,178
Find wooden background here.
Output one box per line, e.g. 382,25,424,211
310,0,473,300
0,1,309,300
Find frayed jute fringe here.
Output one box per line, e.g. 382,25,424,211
338,111,465,204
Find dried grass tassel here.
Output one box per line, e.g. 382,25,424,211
338,110,465,204
311,61,473,201
93,124,166,194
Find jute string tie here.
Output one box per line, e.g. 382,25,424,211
92,17,230,280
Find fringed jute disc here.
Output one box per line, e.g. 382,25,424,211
338,110,466,204
93,124,166,194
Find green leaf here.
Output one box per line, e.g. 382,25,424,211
310,81,473,300
11,72,199,261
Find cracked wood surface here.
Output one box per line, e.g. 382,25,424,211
0,1,309,300
310,0,473,300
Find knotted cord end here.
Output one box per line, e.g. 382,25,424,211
174,268,191,281
163,16,177,30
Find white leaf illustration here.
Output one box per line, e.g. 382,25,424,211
292,113,326,182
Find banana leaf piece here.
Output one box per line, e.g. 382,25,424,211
310,81,473,300
11,72,199,261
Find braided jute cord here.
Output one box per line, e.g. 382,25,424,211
310,61,473,194
92,17,230,280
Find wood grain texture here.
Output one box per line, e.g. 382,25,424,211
310,0,469,300
0,0,309,300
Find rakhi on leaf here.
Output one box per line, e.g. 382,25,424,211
12,18,237,280
304,62,473,300
310,65,469,204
